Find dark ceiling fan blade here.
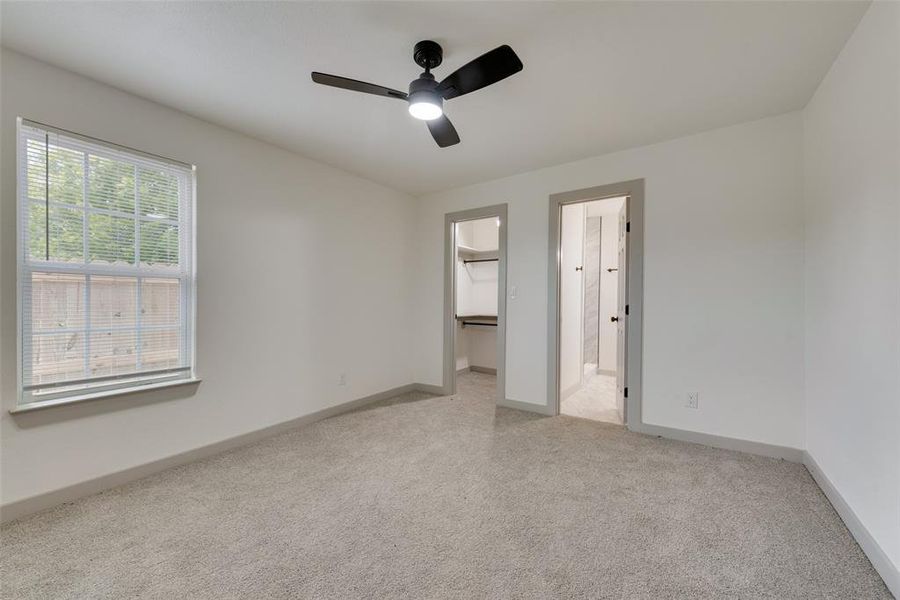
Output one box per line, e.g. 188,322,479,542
436,45,523,100
426,115,460,148
311,72,408,100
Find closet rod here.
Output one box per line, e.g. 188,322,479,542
461,321,498,327
463,258,499,264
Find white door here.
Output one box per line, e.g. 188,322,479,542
615,202,628,422
559,203,585,399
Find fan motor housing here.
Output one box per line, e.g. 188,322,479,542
408,73,438,95
413,40,443,70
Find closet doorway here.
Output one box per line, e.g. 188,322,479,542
443,205,507,403
548,180,644,429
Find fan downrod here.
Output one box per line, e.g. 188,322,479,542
413,40,443,70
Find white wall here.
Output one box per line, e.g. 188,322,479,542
456,261,498,317
581,215,601,366
802,0,900,581
463,328,497,371
455,260,498,371
456,218,498,252
0,50,417,507
559,203,585,395
413,112,805,449
471,218,499,252
456,221,475,250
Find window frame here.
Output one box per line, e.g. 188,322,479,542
14,118,199,412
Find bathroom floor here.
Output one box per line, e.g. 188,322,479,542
560,364,621,424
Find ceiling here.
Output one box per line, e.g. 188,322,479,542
1,1,867,195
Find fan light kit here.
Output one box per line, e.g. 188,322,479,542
312,40,523,147
408,91,443,121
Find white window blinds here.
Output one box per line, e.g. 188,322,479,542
17,120,196,407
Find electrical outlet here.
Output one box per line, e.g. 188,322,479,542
686,391,700,410
338,373,347,386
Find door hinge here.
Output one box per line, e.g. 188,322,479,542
624,387,629,398
625,304,630,315
626,221,631,233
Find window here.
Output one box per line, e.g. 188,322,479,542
17,119,196,408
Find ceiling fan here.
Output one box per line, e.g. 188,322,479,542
311,40,523,148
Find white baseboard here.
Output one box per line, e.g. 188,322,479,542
629,422,804,462
497,397,556,416
0,382,441,524
498,398,804,464
457,366,498,375
803,451,899,597
415,383,446,396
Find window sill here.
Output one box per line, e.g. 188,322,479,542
9,377,202,415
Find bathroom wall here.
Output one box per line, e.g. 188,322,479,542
582,216,602,367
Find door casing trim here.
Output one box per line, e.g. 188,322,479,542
548,180,644,429
443,204,508,402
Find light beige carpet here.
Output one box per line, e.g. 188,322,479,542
0,372,890,599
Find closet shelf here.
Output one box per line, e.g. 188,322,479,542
456,315,498,328
457,244,498,255
458,244,499,265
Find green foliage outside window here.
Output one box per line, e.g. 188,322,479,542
27,141,180,267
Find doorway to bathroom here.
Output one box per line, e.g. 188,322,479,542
558,196,626,423
548,180,644,428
